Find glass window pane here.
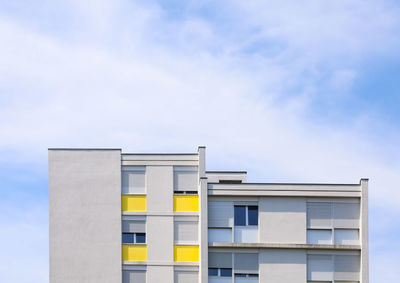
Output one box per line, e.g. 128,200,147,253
208,228,232,242
208,268,218,276
234,226,258,243
235,274,247,277
122,233,134,244
334,229,359,245
307,229,332,244
248,206,258,225
248,274,259,278
234,206,246,226
220,268,232,277
135,233,146,243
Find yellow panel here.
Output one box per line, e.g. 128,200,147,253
121,195,146,211
122,244,147,261
174,245,199,262
173,195,199,212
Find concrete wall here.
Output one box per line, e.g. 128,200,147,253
147,265,173,282
49,149,122,283
260,249,307,283
259,197,306,244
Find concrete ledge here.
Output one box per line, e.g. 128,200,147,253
123,261,199,266
208,190,361,197
208,242,361,250
122,211,199,217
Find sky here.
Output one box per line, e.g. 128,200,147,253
0,0,399,282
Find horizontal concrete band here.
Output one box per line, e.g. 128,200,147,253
209,242,361,250
122,161,199,166
122,211,199,216
209,184,361,191
122,154,199,161
122,261,199,266
208,190,361,197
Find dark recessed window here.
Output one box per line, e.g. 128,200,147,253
234,206,246,226
235,273,247,277
234,205,258,226
208,268,218,276
122,233,134,244
122,233,146,244
220,268,232,277
136,233,146,243
248,206,258,225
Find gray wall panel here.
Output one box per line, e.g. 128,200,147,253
260,250,306,283
260,197,306,243
49,150,121,283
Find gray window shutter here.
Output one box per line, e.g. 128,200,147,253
209,252,232,268
122,220,146,233
307,255,333,281
122,168,145,194
208,201,233,227
333,203,360,228
174,167,198,191
234,253,259,274
334,255,360,281
122,270,146,283
307,202,332,228
174,271,198,283
174,221,198,243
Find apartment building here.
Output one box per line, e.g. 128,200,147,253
49,147,368,283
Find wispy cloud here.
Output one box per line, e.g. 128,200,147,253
0,0,399,282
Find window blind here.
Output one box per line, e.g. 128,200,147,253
174,167,198,191
307,202,332,228
208,201,233,227
122,270,146,283
234,253,259,274
209,252,232,268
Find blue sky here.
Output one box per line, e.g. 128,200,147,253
0,0,399,281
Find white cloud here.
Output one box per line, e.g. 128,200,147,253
0,1,400,281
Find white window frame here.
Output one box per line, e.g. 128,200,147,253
121,166,146,195
306,201,360,245
234,205,258,227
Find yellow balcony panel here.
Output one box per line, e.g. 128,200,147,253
122,195,146,211
173,195,199,212
122,244,147,261
174,245,199,262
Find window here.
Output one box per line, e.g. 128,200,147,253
234,206,258,226
174,166,198,194
208,228,232,242
122,167,145,194
334,229,359,245
307,254,360,282
122,270,146,283
307,201,360,245
174,270,198,283
307,229,332,244
174,217,198,244
209,252,259,282
209,268,218,276
208,268,232,277
234,205,258,243
122,233,146,244
122,218,146,244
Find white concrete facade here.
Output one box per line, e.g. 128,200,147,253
49,146,368,283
